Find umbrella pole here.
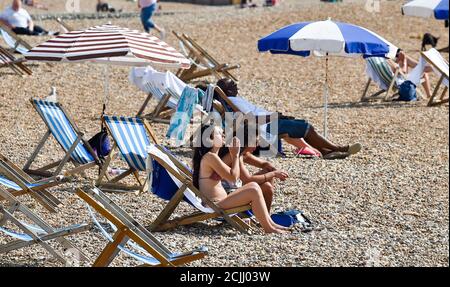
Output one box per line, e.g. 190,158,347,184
324,54,329,138
103,61,110,114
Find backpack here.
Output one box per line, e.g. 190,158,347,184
88,126,111,160
396,80,417,102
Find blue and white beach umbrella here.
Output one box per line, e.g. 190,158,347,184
258,19,397,136
402,0,449,20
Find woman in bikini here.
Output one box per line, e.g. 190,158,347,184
193,124,289,234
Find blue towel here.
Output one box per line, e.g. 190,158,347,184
166,86,204,144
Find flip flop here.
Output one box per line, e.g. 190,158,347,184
295,147,321,157
322,151,350,160
347,143,363,155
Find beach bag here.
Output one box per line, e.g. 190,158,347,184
88,126,111,159
271,210,312,228
396,80,417,102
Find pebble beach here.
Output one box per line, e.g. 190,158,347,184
0,0,448,267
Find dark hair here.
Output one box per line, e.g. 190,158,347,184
192,124,216,189
217,78,237,98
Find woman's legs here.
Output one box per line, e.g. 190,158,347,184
140,4,165,38
217,182,286,233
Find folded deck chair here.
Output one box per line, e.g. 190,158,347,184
24,99,100,178
147,144,252,233
0,46,32,75
76,187,207,267
173,31,240,83
1,152,63,213
421,48,449,106
96,116,158,193
0,186,90,265
0,22,32,54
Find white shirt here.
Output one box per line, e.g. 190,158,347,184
139,0,157,9
0,6,31,29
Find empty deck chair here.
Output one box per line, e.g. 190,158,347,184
147,144,252,233
0,186,90,265
0,22,32,54
0,152,63,213
76,187,207,267
361,56,427,102
421,48,449,106
173,31,240,83
96,116,158,193
0,46,32,75
24,99,100,178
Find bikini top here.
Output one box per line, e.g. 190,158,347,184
199,171,222,181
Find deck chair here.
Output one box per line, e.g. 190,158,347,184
76,187,207,267
0,186,90,265
0,46,32,75
173,31,240,83
147,144,252,233
361,57,425,102
421,48,449,106
0,152,64,213
96,116,158,193
55,17,74,33
0,22,32,54
24,99,100,178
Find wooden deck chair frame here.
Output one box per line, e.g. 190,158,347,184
0,186,90,265
147,145,252,233
23,99,100,179
76,187,207,267
361,58,425,102
173,31,240,83
0,153,64,213
55,17,74,33
96,116,158,194
0,46,32,76
420,51,449,107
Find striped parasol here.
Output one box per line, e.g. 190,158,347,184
24,24,191,69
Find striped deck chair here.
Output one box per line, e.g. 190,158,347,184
24,99,100,178
147,144,252,233
96,116,158,193
0,152,64,213
361,57,404,102
421,48,449,107
362,57,426,102
173,31,240,83
76,187,207,267
0,186,90,265
0,46,32,76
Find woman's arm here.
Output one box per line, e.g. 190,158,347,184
207,153,240,182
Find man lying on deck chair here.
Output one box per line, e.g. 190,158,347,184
0,0,59,36
215,78,363,160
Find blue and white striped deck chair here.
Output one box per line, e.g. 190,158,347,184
1,152,64,213
361,57,404,102
0,186,90,265
96,116,158,193
24,99,99,178
146,144,252,233
76,187,207,267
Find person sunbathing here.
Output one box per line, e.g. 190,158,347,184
216,78,362,160
216,125,288,213
392,48,433,98
193,124,289,234
0,0,59,36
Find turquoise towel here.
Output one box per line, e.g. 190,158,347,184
166,86,204,144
